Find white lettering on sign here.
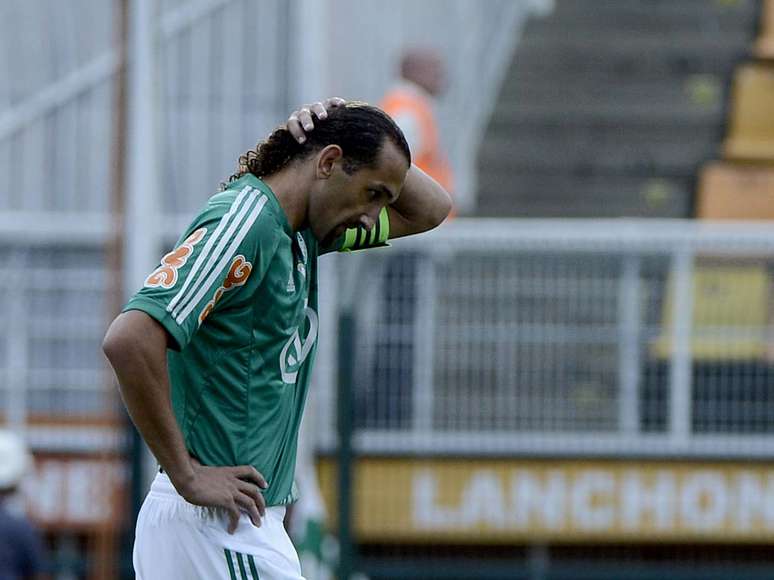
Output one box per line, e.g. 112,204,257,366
24,462,61,522
22,458,125,527
734,472,774,530
410,467,774,536
460,472,507,529
571,471,615,530
413,470,456,528
621,471,675,530
511,470,565,530
681,471,727,530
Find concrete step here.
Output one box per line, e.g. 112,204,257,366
472,0,756,218
551,0,759,17
534,0,759,35
498,74,728,121
476,172,693,218
489,100,723,126
480,125,721,175
511,35,750,76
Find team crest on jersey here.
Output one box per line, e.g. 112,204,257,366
145,228,207,289
279,304,318,384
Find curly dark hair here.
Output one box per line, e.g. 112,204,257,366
223,102,411,188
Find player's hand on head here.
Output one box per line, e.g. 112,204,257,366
287,97,346,143
175,460,268,534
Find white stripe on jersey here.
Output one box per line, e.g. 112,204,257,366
170,192,264,319
227,551,241,579
167,186,254,316
230,550,258,580
175,194,268,324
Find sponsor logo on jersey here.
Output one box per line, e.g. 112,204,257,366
280,304,318,384
145,228,207,289
198,255,252,324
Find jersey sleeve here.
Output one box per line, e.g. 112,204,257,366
319,206,391,255
124,190,279,350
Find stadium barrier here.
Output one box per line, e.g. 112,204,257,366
320,218,774,579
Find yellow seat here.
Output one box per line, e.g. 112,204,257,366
652,264,770,361
723,65,774,162
754,0,774,60
696,162,774,219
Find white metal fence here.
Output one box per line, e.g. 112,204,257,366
0,0,296,455
326,219,774,459
0,0,293,217
0,0,540,217
0,0,533,458
0,240,120,452
6,216,774,459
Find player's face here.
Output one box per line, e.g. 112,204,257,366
311,140,408,246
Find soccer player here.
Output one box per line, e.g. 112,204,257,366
102,99,452,579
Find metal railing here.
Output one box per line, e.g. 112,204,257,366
328,219,774,460
5,218,774,459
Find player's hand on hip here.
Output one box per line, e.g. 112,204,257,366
286,97,346,143
176,461,268,534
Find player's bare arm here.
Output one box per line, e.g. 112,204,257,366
385,164,452,238
286,98,453,238
102,310,268,533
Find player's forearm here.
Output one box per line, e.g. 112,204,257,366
102,311,195,488
391,165,453,234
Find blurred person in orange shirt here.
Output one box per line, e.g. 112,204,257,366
0,431,47,580
381,48,455,214
356,49,456,430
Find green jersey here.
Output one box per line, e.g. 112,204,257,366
124,174,389,506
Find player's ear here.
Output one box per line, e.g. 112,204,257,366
316,145,343,179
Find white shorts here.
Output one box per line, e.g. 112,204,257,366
133,472,305,580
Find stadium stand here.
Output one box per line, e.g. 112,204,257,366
646,259,774,434
696,162,774,219
649,40,774,436
5,0,774,578
476,0,760,217
754,0,774,59
723,63,774,162
653,263,770,362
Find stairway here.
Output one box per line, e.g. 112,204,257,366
476,0,761,218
